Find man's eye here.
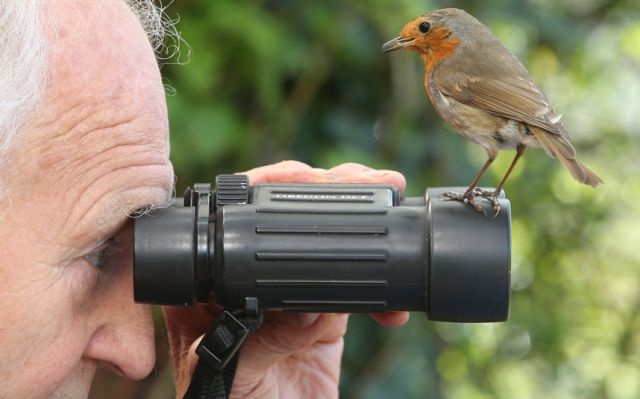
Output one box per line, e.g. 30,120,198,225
84,245,108,268
83,234,127,268
83,238,116,268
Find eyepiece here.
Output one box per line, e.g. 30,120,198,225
133,205,197,305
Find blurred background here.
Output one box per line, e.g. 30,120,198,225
91,0,640,397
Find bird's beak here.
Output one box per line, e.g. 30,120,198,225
382,36,415,52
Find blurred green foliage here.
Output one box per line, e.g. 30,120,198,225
92,0,640,397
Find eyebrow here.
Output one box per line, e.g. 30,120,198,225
120,185,175,218
125,197,175,218
90,180,174,237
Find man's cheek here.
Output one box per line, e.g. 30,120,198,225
28,353,97,399
62,258,100,305
47,362,97,399
1,276,95,398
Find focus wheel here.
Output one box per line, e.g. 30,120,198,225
215,174,249,207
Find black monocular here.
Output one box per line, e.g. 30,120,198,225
133,175,511,322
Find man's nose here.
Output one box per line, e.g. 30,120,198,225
83,225,156,379
84,301,156,380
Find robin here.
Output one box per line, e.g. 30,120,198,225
382,8,601,214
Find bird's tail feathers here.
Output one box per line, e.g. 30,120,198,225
530,126,602,187
558,155,602,187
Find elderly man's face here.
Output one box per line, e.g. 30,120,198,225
0,0,173,397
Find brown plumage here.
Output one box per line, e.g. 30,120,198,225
383,8,601,213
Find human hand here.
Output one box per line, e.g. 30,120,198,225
163,161,409,398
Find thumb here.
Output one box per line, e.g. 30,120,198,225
174,335,205,398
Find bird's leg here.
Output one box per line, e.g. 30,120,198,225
475,144,527,215
444,154,496,213
495,144,527,193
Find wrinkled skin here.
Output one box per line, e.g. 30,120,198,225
0,0,408,397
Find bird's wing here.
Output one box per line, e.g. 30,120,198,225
434,70,576,158
433,70,566,138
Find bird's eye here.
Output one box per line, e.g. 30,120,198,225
418,21,431,34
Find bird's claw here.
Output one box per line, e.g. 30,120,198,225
443,188,501,217
472,188,501,217
443,190,486,214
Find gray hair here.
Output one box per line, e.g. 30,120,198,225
0,0,180,161
0,0,45,158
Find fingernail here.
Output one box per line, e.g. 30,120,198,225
298,313,320,327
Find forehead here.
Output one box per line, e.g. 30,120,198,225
2,0,173,248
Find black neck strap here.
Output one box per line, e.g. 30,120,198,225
183,305,263,399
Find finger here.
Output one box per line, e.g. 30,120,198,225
186,336,203,376
179,335,204,398
370,311,410,327
162,304,220,348
242,161,406,192
162,303,221,392
238,312,349,371
231,313,347,397
243,160,328,184
170,334,204,398
328,162,375,174
328,170,407,192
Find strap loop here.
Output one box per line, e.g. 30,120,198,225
196,311,250,370
183,302,263,399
